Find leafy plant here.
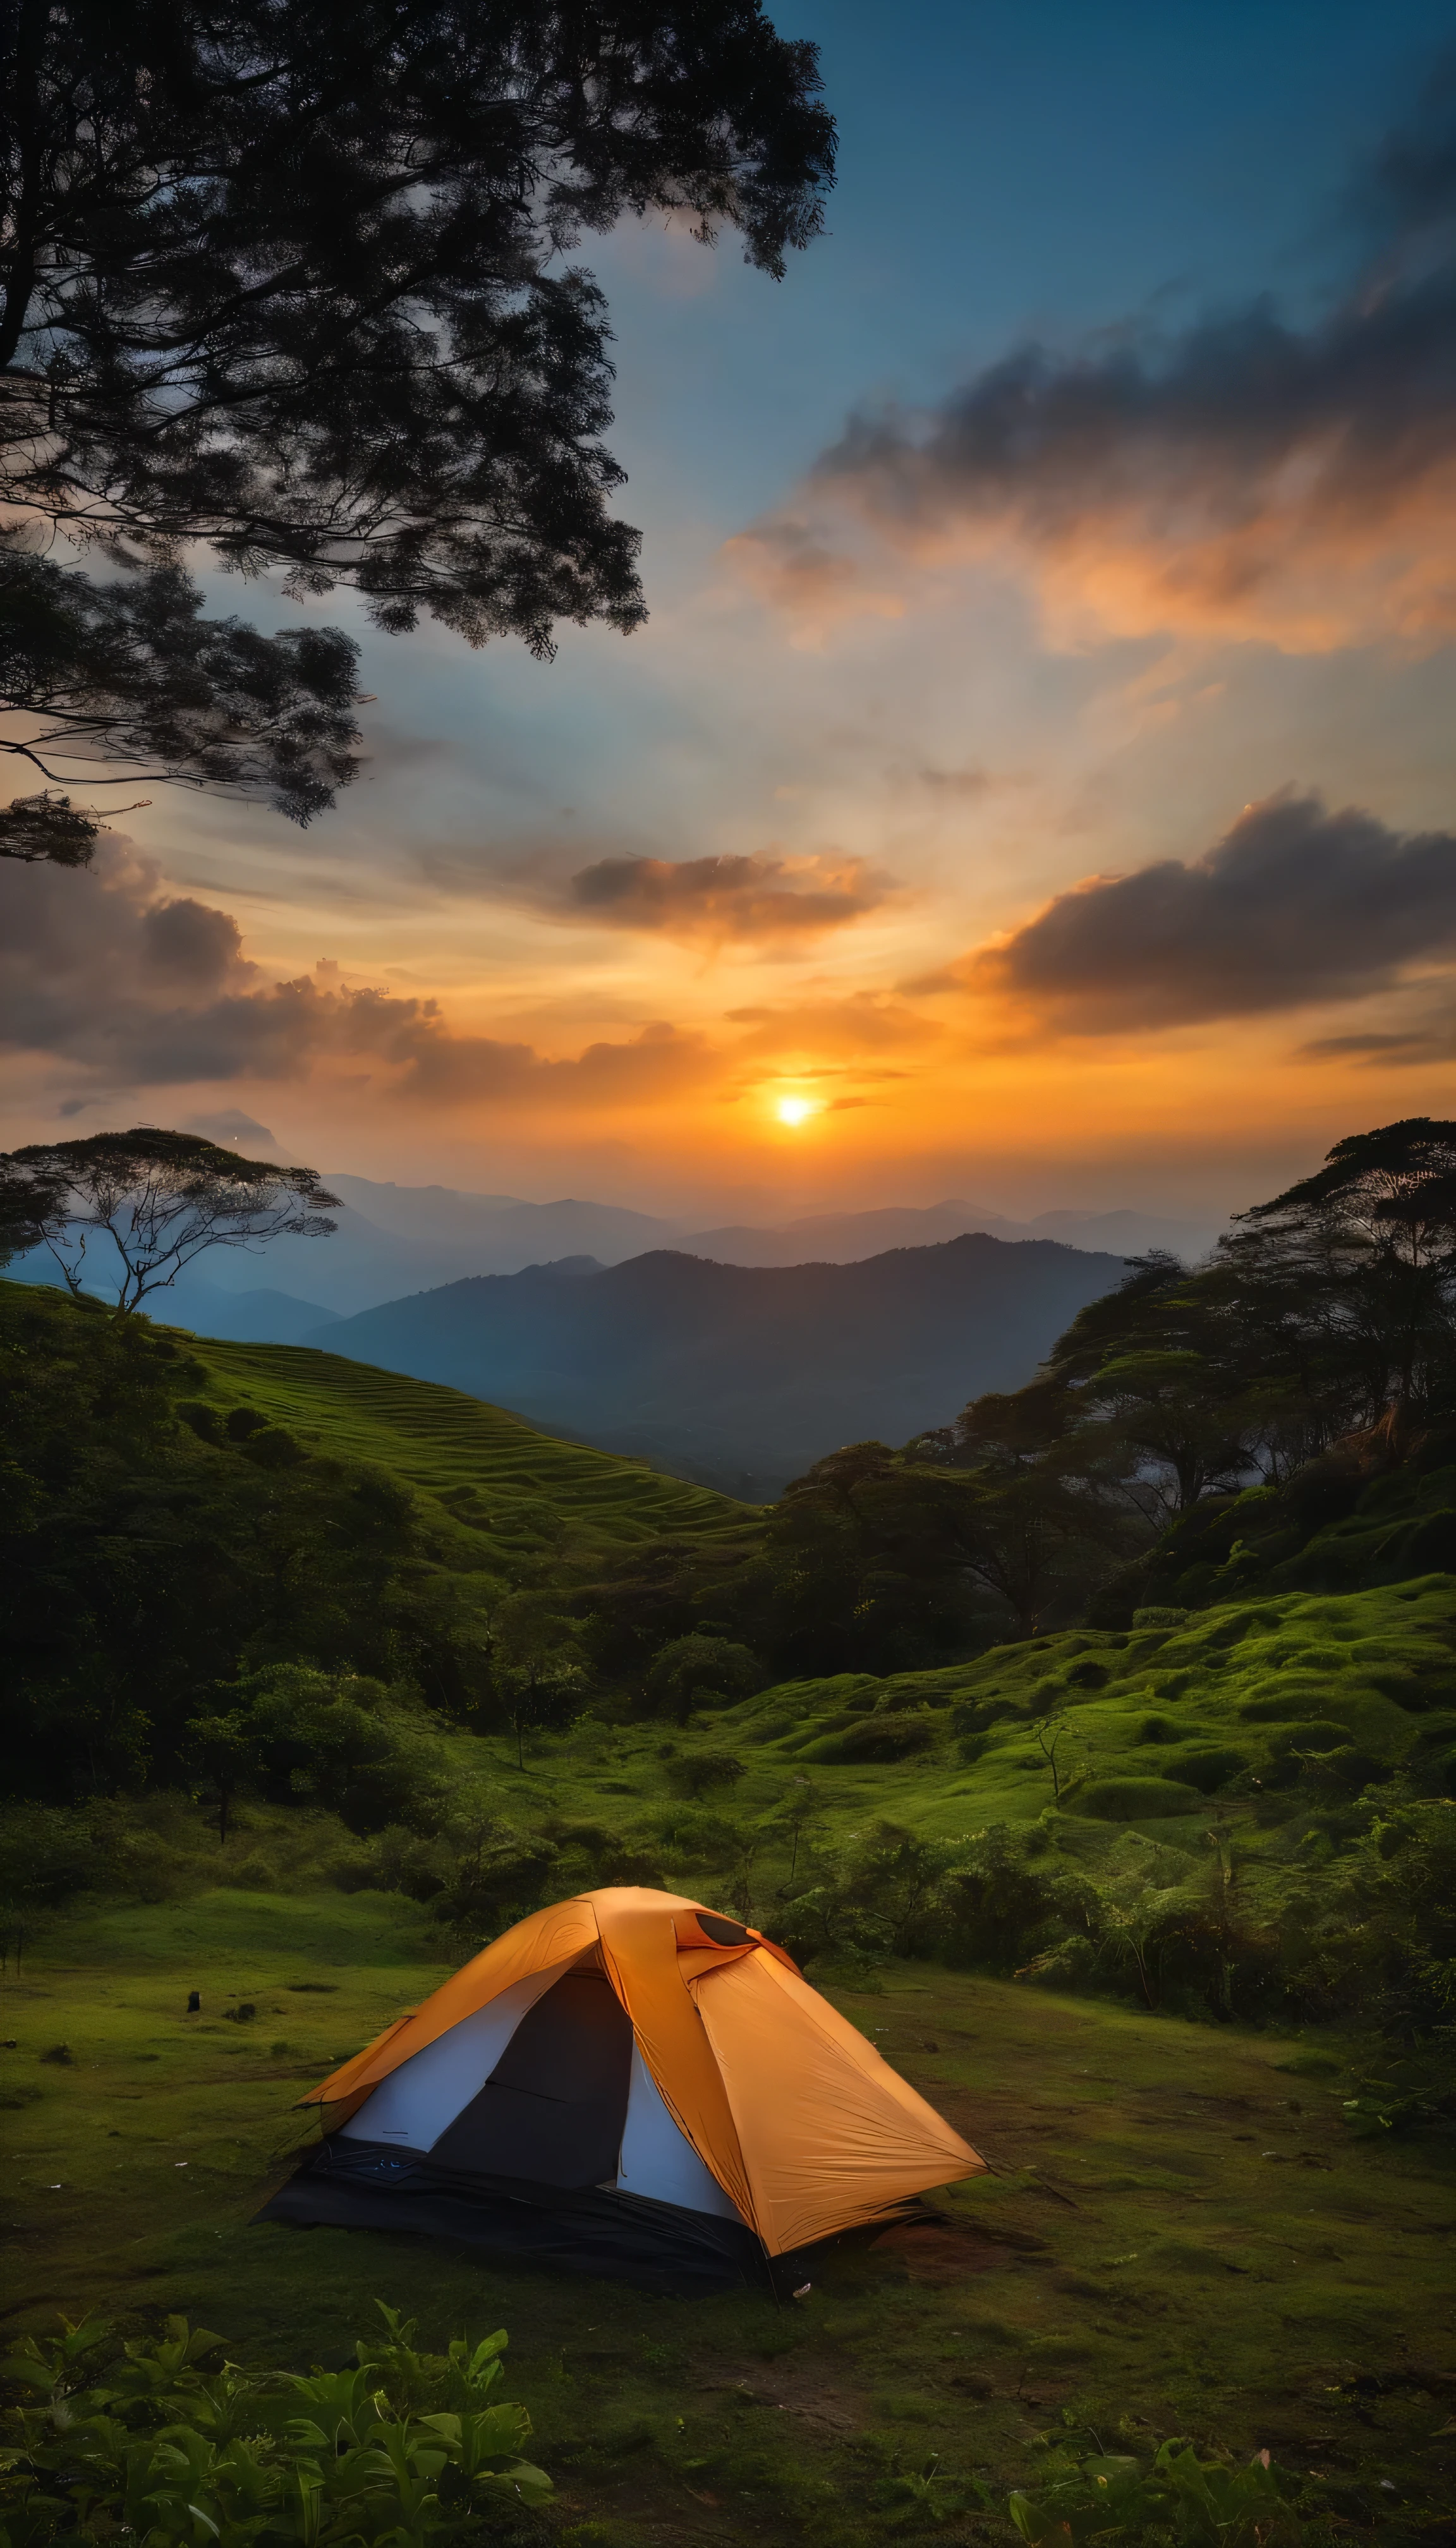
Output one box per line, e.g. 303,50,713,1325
1009,2437,1300,2547
0,2303,549,2548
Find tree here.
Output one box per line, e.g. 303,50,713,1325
0,1126,339,1310
0,547,361,835
772,1773,823,1886
645,1632,761,1723
0,0,835,844
1227,1118,1456,1422
209,1663,452,1833
182,1706,265,1847
949,1465,1117,1639
0,788,119,867
492,1590,587,1767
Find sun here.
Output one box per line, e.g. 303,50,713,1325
775,1095,818,1127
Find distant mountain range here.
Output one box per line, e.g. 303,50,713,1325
300,1234,1130,1496
44,1173,1210,1337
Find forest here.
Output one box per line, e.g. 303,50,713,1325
4,1119,1454,2069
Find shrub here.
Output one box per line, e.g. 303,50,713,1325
1157,1745,1249,1794
645,1636,761,1722
942,1827,1100,1973
1074,1777,1206,1820
802,1709,941,1763
0,2304,549,2548
664,1750,746,1798
1008,2436,1302,2546
1268,1719,1356,1754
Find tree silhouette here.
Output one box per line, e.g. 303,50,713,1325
0,1127,338,1310
0,0,835,846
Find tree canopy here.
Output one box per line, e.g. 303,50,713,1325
0,0,835,845
0,1126,339,1309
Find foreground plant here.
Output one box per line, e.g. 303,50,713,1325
0,2302,549,2548
1009,2438,1301,2547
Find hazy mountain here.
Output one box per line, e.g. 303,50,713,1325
306,1233,1128,1496
226,1180,1215,1313
5,1167,1214,1334
152,1278,342,1345
155,1179,682,1313
324,1175,674,1255
678,1201,1216,1267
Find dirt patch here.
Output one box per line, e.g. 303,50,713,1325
870,2221,1019,2284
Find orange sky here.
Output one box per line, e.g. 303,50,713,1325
5,21,1456,1224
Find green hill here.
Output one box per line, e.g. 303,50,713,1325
0,1280,756,1802
1112,1442,1456,1617
705,1577,1456,1832
176,1330,756,1553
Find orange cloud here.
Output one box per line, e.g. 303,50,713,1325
0,844,718,1113
738,80,1456,654
721,516,906,644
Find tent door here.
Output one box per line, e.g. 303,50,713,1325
428,1968,633,2188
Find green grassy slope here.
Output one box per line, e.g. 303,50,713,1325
4,1893,1452,2541
173,1330,756,1553
430,1580,1455,1889
1117,1445,1456,1619
699,1579,1456,1838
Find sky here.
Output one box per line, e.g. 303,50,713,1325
6,0,1456,1225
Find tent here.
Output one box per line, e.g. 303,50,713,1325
258,1886,984,2293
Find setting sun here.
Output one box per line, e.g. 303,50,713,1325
775,1095,819,1127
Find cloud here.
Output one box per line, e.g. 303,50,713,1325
967,789,1456,1031
0,845,716,1113
1296,1016,1456,1065
736,66,1456,654
567,850,892,943
719,518,906,645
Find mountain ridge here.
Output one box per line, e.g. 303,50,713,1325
304,1230,1130,1496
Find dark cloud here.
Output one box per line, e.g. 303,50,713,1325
971,790,1456,1030
142,898,246,988
0,846,714,1112
567,851,890,942
742,66,1456,651
1297,1023,1456,1065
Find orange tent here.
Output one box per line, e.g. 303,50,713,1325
259,1888,983,2291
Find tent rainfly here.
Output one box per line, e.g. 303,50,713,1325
258,1887,985,2292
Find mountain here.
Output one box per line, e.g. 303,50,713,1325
215,1181,1213,1314
121,1181,684,1315
306,1233,1129,1496
4,1170,1214,1332
677,1201,1216,1268
144,1278,341,1346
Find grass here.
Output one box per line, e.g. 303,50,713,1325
706,1577,1456,1829
172,1330,756,1556
362,1580,1456,1961
2,1889,1453,2547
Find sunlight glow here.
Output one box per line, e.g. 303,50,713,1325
775,1095,818,1126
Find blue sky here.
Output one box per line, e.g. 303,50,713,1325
6,0,1456,1220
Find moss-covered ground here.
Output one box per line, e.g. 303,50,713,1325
3,1889,1453,2547
362,1580,1456,1974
